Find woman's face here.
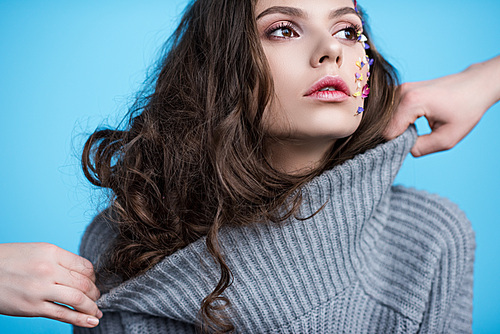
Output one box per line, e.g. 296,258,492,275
256,0,369,168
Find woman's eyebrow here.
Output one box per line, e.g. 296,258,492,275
256,6,305,21
256,6,361,21
330,7,360,20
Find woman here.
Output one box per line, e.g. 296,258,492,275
76,0,475,332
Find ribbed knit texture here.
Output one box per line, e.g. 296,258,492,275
75,126,475,333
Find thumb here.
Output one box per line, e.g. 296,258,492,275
384,115,411,140
385,101,424,140
411,125,457,157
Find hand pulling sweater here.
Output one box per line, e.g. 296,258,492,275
75,126,475,334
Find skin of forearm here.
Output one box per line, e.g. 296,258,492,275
465,55,500,107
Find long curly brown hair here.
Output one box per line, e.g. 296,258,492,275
82,0,399,332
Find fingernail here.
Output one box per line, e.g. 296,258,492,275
97,309,103,318
87,317,99,326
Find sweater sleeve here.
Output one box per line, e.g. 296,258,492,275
446,234,475,333
73,312,196,334
412,191,476,334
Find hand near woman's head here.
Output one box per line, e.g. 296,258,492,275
0,242,102,328
385,55,500,157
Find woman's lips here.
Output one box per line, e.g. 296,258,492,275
304,75,351,102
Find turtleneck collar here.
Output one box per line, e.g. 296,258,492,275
303,125,416,221
96,126,418,327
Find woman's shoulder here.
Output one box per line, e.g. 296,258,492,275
385,185,475,258
384,185,475,301
357,185,476,324
389,185,473,237
79,208,118,266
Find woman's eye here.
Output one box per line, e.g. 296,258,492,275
268,25,299,39
333,27,358,41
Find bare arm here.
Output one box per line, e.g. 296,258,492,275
0,243,102,328
385,55,500,157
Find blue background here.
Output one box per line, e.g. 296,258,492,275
1,1,498,333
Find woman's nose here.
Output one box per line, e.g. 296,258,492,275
309,33,343,68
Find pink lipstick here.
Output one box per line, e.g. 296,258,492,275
304,75,351,102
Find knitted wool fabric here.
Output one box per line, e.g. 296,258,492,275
75,126,475,333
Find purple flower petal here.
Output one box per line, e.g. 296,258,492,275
362,84,370,98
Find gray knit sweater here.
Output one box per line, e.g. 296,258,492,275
75,127,475,333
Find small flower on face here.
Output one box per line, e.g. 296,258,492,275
364,55,372,70
362,84,370,98
367,71,371,78
356,58,365,70
353,91,362,97
364,43,370,50
357,33,368,49
356,107,364,115
355,72,363,81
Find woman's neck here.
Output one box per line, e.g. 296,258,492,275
265,138,336,175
